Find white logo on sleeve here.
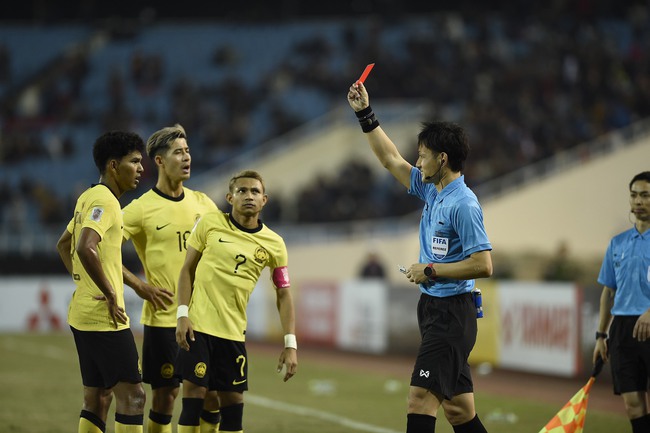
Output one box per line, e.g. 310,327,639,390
431,236,449,260
419,370,430,378
90,207,104,222
647,265,650,282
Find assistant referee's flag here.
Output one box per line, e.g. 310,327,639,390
538,357,605,433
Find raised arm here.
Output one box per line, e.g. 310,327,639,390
347,81,413,189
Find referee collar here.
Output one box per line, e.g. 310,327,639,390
435,175,464,203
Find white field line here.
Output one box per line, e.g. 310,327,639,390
246,394,402,433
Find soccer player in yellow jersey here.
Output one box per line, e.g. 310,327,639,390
56,131,146,433
175,170,298,433
122,124,221,433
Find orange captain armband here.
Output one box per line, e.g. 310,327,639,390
272,266,291,288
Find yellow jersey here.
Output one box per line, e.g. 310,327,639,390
66,184,128,331
187,211,288,341
122,187,218,327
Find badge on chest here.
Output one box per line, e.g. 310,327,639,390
431,236,449,260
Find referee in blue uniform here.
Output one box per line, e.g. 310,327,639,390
594,171,650,433
348,81,493,433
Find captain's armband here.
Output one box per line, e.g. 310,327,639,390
272,266,291,288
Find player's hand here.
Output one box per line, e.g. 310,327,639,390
94,291,128,328
277,348,297,382
109,303,128,328
133,283,174,311
176,317,195,351
633,310,650,341
347,81,370,112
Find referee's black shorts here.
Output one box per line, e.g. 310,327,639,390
411,292,477,400
609,315,650,395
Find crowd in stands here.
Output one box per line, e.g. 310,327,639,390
1,3,649,236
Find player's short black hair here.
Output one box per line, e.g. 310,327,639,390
93,131,145,174
417,121,469,173
630,171,650,189
229,170,265,193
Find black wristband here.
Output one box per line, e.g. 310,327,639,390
355,106,380,133
595,331,608,340
355,106,373,119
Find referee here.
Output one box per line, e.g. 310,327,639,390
593,171,650,433
348,80,493,433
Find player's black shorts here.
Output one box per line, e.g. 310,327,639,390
609,315,650,395
70,326,142,388
411,292,477,400
176,331,248,392
142,325,180,389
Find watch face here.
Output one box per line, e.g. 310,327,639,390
424,266,432,277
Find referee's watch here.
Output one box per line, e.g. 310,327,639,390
423,263,435,278
595,331,608,340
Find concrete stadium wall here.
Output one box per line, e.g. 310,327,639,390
483,137,650,258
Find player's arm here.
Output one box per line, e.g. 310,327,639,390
122,263,174,311
76,227,127,328
56,229,73,275
407,250,493,284
347,81,412,188
176,245,201,351
594,286,614,362
272,266,297,382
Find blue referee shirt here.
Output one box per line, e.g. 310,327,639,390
598,227,650,316
408,168,492,297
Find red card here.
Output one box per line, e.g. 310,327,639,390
357,63,375,84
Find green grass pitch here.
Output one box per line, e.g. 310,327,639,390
0,333,628,433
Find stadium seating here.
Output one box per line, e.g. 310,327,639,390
1,10,649,248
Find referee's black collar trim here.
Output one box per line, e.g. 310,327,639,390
92,183,118,199
152,186,185,202
229,214,263,233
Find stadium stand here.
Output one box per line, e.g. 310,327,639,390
1,2,649,273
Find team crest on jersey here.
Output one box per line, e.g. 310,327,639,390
160,363,174,379
254,247,269,264
431,236,449,260
90,207,104,222
194,362,207,378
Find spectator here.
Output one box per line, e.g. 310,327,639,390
359,252,387,279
